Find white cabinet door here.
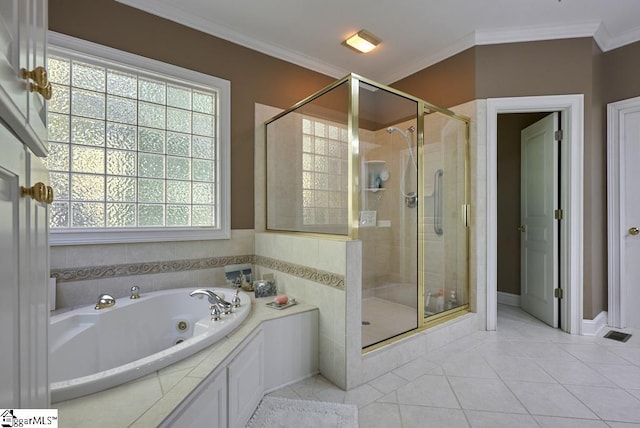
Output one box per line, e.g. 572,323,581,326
24,0,48,149
228,330,265,428
0,123,49,408
0,0,48,156
163,369,227,428
263,310,318,391
20,150,50,407
0,124,26,408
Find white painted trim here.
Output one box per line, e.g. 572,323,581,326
582,311,609,336
486,95,584,334
475,22,601,47
607,96,640,328
497,291,521,307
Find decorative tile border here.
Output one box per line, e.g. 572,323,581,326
51,254,345,289
51,255,255,283
254,255,345,289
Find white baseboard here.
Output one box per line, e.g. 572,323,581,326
497,291,521,307
582,311,608,336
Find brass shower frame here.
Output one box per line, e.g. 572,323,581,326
264,73,471,337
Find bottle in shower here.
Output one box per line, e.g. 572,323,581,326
447,290,457,310
436,289,445,312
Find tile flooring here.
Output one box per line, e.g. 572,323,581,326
268,304,640,427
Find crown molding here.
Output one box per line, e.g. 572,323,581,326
474,21,602,46
116,1,640,85
115,0,347,78
598,24,640,52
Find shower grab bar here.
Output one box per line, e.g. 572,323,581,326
434,169,443,236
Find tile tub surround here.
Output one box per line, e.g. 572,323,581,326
50,230,255,309
254,232,360,390
55,296,319,428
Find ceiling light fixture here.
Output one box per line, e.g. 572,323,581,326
344,30,380,53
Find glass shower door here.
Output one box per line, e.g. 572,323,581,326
422,111,469,319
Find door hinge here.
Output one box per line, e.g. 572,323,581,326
554,288,564,299
554,130,563,141
554,209,563,220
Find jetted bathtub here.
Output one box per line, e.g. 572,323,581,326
49,287,251,403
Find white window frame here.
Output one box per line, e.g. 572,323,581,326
47,32,231,245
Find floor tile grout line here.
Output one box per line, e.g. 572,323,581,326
268,307,640,427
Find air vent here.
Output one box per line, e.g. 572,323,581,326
604,330,632,342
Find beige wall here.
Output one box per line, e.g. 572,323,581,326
604,41,640,103
391,48,476,108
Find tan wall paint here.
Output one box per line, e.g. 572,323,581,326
49,0,335,229
604,41,640,104
391,47,476,108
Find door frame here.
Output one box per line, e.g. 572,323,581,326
607,96,640,328
486,95,584,334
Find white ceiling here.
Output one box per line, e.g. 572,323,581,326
117,0,640,84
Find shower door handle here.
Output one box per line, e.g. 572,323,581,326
433,169,443,236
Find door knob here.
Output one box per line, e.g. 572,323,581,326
630,227,640,236
517,226,526,232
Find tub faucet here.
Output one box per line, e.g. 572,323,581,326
130,285,140,299
189,289,233,318
95,294,116,310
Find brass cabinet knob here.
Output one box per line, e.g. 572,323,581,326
46,185,54,204
21,66,49,88
630,227,640,236
21,67,52,100
20,182,54,204
28,82,52,100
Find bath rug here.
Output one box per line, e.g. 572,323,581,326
246,396,358,428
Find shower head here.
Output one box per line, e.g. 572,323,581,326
386,124,419,200
386,126,415,135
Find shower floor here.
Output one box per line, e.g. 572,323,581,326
361,297,417,348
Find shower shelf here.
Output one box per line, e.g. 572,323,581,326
364,160,387,191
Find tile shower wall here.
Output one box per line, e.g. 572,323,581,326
360,120,418,307
50,229,255,309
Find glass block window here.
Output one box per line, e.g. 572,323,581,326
46,35,230,244
301,117,348,225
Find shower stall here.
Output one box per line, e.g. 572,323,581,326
265,74,469,350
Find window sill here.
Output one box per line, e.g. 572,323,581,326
50,227,231,246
